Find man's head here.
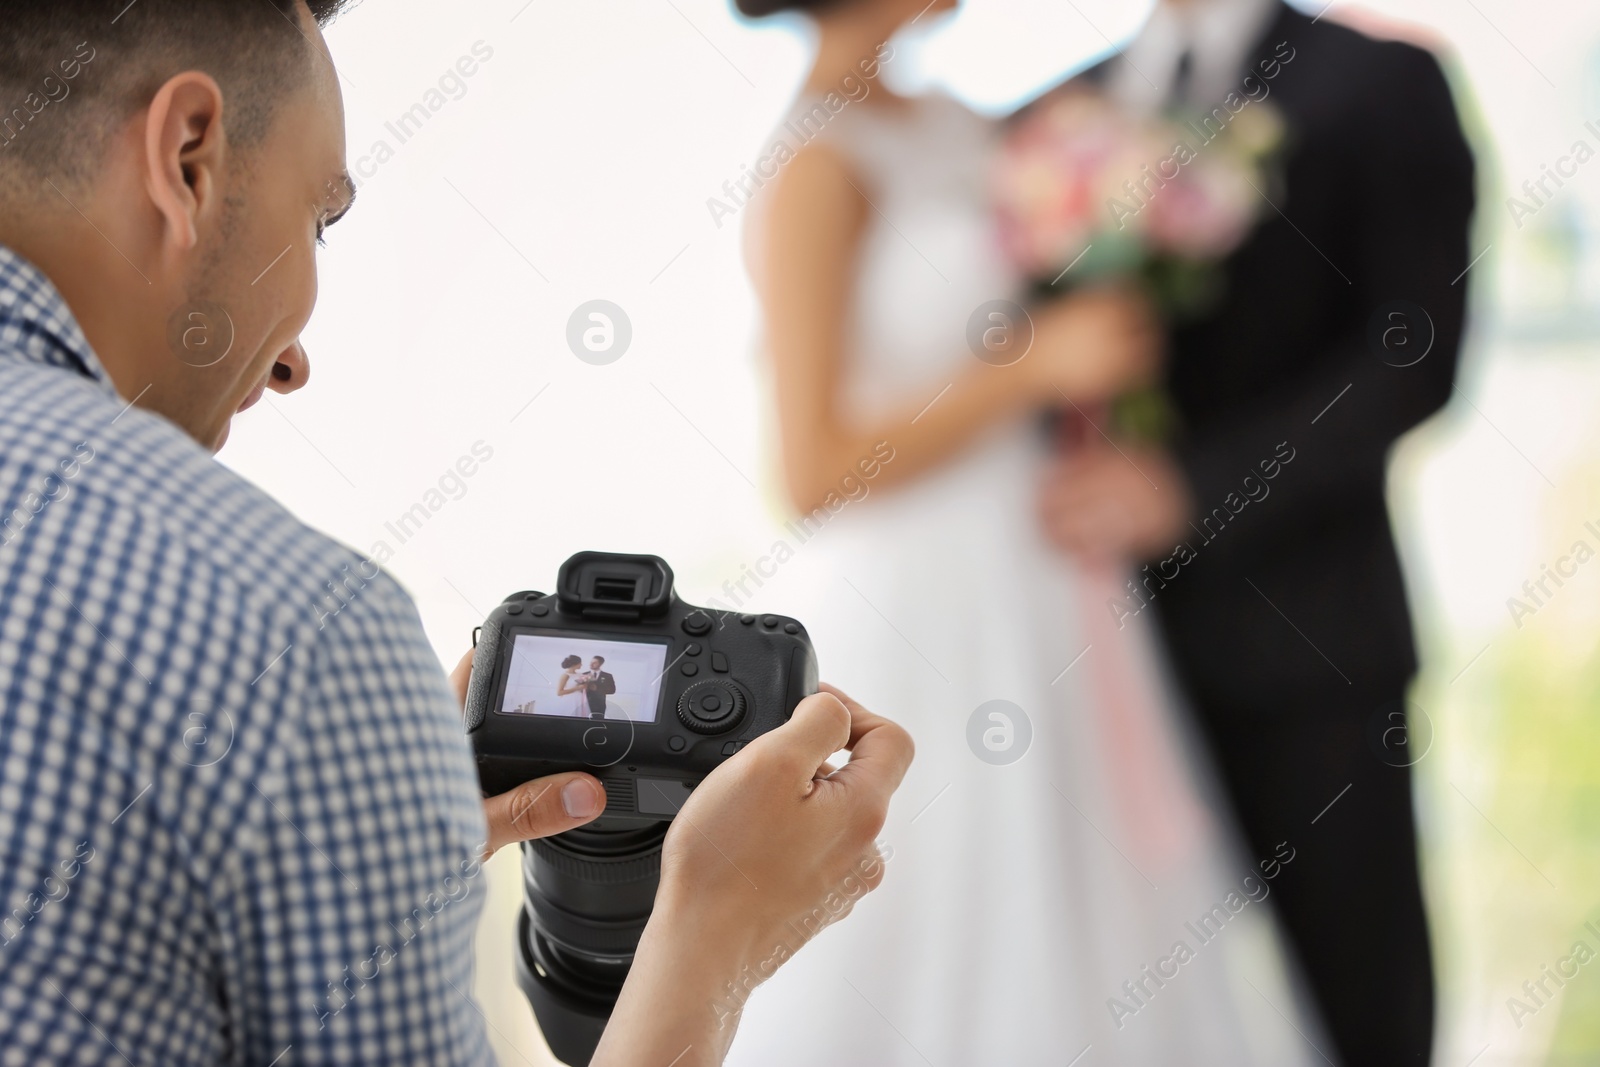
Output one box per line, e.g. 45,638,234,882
589,657,604,670
0,0,353,451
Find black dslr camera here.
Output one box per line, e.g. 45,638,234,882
463,551,817,1066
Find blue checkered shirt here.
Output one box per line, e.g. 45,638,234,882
0,246,496,1065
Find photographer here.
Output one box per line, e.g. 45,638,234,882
0,3,913,1065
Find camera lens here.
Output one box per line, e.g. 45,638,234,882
515,820,666,1066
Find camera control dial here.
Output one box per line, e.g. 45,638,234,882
676,679,747,734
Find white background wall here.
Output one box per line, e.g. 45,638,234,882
220,1,1600,1062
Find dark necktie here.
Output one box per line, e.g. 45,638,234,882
1169,47,1194,109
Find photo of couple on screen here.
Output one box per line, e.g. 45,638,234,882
499,633,668,723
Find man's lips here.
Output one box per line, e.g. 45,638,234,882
237,377,269,414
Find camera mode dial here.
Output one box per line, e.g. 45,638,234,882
676,679,747,734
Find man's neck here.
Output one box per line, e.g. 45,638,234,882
1,215,158,398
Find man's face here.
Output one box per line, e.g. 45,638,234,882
160,8,351,451
590,659,603,672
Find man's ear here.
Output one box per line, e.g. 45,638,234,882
143,71,227,255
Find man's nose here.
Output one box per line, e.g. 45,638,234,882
268,341,311,394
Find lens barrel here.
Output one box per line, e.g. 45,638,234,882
515,821,666,1066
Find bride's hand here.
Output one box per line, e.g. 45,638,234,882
1023,285,1162,403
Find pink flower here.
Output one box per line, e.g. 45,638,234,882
1144,155,1258,259
994,89,1273,278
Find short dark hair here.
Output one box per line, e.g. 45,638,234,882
590,656,605,665
0,0,346,189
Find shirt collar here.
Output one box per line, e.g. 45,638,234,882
1112,0,1281,114
0,244,118,397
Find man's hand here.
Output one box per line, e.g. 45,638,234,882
592,686,914,1066
450,649,606,859
658,684,911,951
1038,444,1194,562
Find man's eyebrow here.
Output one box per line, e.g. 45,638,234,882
325,173,357,226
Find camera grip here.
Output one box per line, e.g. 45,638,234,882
464,610,510,733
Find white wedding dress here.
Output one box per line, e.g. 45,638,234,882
561,670,588,717
730,94,1324,1067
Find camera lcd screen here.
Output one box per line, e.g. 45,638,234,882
497,632,670,723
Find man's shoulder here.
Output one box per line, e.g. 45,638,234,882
1013,6,1447,114
0,366,492,1067
1280,5,1449,90
0,359,456,863
0,361,435,771
0,360,400,621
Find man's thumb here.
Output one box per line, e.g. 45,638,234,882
482,772,606,857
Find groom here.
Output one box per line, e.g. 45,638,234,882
1034,0,1474,1063
583,655,617,719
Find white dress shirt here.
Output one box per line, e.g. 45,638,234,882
1109,0,1282,112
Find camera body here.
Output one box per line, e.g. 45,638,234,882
463,552,818,1065
464,551,817,820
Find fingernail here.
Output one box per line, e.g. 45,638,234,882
562,780,601,818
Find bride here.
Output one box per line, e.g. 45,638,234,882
729,0,1321,1064
555,654,589,717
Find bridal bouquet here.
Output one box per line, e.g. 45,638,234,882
993,88,1284,439
994,88,1283,310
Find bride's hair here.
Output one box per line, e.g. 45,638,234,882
561,655,582,669
734,0,836,16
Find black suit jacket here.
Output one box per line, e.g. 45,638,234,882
585,671,615,714
1050,5,1475,713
